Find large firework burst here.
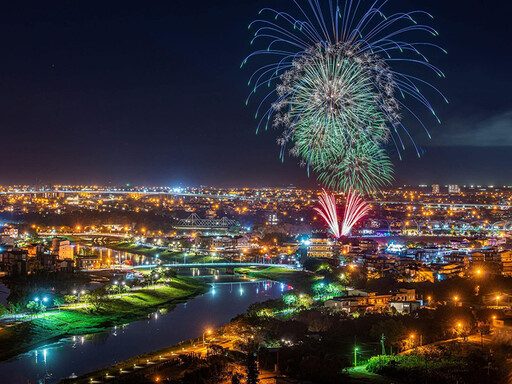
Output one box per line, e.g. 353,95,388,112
243,0,446,194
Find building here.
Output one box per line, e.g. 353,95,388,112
2,227,18,238
195,235,248,250
393,288,416,302
448,184,461,194
58,241,75,260
432,263,466,280
432,184,440,194
500,251,512,277
358,239,379,252
389,301,421,314
307,238,333,258
35,253,58,272
492,317,512,339
0,247,29,276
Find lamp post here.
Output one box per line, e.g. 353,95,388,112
496,295,500,307
203,329,212,346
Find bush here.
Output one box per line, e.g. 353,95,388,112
366,354,469,384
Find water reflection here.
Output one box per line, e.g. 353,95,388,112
0,280,287,384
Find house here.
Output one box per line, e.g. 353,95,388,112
0,247,29,276
324,296,369,312
389,301,421,314
492,317,512,339
393,288,416,301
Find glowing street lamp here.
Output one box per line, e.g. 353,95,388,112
496,295,500,307
203,329,212,346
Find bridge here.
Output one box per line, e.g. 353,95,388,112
370,200,511,210
0,189,266,201
175,213,239,231
39,232,128,238
133,262,298,270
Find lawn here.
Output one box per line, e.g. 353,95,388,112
235,266,318,289
0,277,207,361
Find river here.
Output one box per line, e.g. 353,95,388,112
0,278,287,384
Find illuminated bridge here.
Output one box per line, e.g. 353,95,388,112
174,214,239,232
133,262,298,270
370,201,511,210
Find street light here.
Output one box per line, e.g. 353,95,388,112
496,295,500,307
203,329,212,346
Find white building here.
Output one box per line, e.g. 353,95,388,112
448,184,461,194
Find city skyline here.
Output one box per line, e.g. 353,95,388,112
0,0,510,186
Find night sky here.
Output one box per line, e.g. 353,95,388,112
0,0,510,187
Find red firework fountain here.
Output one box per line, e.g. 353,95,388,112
315,189,370,238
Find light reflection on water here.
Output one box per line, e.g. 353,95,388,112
0,280,287,384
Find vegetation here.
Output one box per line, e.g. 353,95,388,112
104,241,227,264
0,277,207,361
235,266,318,291
366,349,497,384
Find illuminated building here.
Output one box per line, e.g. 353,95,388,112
432,184,440,194
448,184,461,194
307,238,333,258
58,241,75,260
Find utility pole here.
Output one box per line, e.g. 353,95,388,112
380,333,386,355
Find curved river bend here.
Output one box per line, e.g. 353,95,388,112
0,279,287,384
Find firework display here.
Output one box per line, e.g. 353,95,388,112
315,189,370,238
243,0,446,193
314,189,342,238
341,189,370,236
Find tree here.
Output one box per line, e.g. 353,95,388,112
231,373,243,384
53,297,65,311
84,290,108,312
0,303,8,317
246,352,259,384
26,301,46,316
64,295,77,305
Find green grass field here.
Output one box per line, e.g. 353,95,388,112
0,277,207,362
235,266,318,289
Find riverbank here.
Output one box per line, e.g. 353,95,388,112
59,329,232,384
235,266,318,289
0,277,208,362
82,240,227,264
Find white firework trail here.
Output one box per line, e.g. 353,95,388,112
341,190,370,236
314,189,341,239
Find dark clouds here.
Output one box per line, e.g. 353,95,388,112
427,110,512,147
